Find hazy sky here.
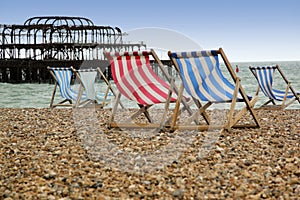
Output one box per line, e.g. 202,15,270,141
1,0,299,62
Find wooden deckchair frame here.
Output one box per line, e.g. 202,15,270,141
70,67,111,108
104,49,192,130
168,48,260,131
249,65,300,110
96,66,125,110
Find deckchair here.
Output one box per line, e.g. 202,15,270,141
249,65,300,109
47,67,84,108
71,67,112,108
105,49,184,130
168,48,260,131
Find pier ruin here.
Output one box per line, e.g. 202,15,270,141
0,16,146,83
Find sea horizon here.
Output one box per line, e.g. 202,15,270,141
1,60,300,109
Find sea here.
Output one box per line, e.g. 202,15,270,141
0,61,300,109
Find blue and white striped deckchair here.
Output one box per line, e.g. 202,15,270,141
249,65,300,109
48,67,84,108
71,67,112,108
168,48,260,130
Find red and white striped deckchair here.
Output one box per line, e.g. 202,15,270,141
105,49,179,129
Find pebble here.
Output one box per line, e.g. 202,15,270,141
0,108,299,199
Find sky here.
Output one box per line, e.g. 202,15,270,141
1,0,299,62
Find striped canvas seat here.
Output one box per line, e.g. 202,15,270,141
105,49,179,129
107,51,177,105
169,50,250,103
249,65,300,109
72,67,112,108
48,67,85,108
51,67,78,100
169,48,260,130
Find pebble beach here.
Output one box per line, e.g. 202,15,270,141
0,107,300,199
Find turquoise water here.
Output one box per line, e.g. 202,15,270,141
0,61,299,109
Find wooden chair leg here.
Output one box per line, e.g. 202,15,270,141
170,82,184,130
108,92,122,128
226,79,240,129
159,78,175,130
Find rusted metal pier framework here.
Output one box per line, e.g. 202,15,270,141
0,16,146,83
